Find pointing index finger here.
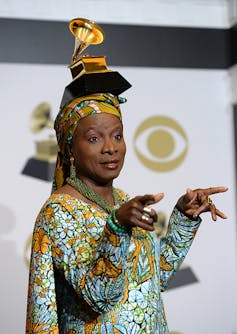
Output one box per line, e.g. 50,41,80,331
139,193,164,206
203,186,228,196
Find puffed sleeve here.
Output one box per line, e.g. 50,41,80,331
159,207,201,291
44,199,131,313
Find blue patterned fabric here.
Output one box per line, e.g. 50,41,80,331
26,190,201,334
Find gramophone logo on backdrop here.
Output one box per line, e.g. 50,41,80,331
21,102,58,181
134,116,188,172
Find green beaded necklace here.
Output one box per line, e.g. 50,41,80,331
66,176,123,214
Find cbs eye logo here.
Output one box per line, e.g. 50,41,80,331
134,116,188,172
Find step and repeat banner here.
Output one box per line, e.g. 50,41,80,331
1,19,237,334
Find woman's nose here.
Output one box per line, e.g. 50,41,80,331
102,138,117,154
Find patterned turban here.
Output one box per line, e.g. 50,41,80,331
52,93,127,191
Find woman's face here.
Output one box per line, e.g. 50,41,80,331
71,113,126,186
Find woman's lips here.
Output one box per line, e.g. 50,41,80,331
101,160,119,169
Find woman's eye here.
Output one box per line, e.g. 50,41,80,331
88,136,98,143
115,134,122,140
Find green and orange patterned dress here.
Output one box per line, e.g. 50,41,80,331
26,189,201,334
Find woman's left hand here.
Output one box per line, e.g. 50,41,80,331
176,186,228,221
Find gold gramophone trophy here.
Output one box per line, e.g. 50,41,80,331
60,18,131,108
69,18,108,78
22,102,58,181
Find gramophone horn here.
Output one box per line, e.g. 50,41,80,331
69,18,105,63
30,102,53,133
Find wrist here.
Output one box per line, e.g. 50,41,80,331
175,205,200,221
107,210,130,234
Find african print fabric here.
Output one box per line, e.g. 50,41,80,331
26,189,201,334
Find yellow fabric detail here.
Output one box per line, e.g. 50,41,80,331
160,255,173,271
89,258,122,279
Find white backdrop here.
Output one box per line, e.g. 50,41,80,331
1,62,237,333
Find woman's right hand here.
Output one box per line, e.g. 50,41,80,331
116,193,164,231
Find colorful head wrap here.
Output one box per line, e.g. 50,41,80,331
53,93,127,191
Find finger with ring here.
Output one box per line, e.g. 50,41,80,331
207,196,213,205
143,206,152,214
141,214,150,222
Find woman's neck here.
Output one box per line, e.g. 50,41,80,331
76,175,114,205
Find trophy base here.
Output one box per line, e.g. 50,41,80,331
22,157,56,182
168,266,198,290
69,56,109,79
60,71,132,109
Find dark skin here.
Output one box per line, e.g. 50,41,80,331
70,112,126,204
56,113,126,204
56,113,228,230
116,187,228,232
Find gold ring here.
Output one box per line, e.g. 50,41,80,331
207,197,213,205
141,214,150,222
143,206,152,214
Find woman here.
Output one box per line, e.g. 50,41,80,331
26,93,227,334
